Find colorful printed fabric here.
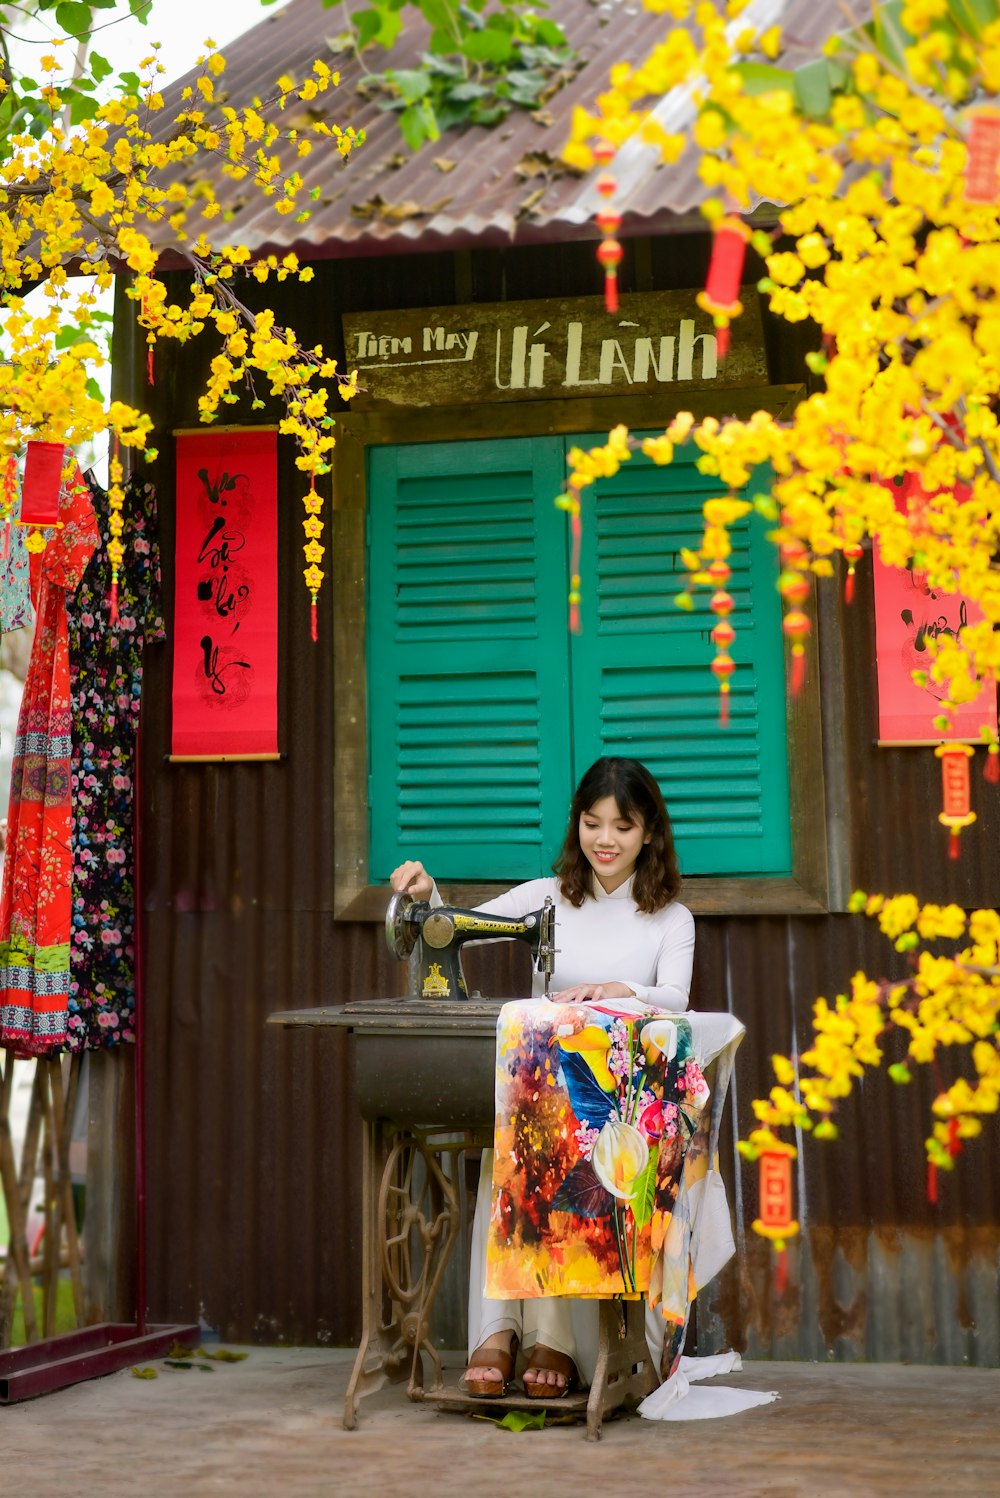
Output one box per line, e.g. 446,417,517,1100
486,1000,709,1323
1,511,32,633
67,476,163,1051
0,464,98,1056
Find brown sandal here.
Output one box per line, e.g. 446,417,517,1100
463,1335,519,1398
522,1345,579,1399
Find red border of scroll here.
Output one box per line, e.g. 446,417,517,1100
171,429,279,759
872,474,997,745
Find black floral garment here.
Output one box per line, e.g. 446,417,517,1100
66,476,164,1052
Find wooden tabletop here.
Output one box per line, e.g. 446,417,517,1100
267,998,512,1035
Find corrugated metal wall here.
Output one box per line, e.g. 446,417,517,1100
137,240,1000,1356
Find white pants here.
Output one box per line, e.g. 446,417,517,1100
467,1150,666,1381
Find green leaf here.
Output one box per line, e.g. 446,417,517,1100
55,1,95,35
353,8,384,49
447,80,491,100
422,0,463,34
793,59,832,118
69,93,102,124
630,1155,657,1230
866,0,910,69
536,19,567,46
388,68,433,103
499,1409,546,1431
398,98,439,150
461,28,515,63
948,0,998,35
131,1366,158,1379
377,5,404,45
128,0,152,18
421,52,466,78
89,52,114,84
118,71,141,92
473,1409,547,1431
730,61,796,98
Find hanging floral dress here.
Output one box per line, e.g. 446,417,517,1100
0,464,98,1056
1,515,32,636
66,476,163,1052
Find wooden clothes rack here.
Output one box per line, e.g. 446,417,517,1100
0,1050,84,1348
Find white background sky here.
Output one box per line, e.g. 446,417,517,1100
11,0,293,89
5,1,297,477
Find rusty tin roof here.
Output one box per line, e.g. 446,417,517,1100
157,0,858,260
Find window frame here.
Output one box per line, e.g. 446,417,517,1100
333,383,835,919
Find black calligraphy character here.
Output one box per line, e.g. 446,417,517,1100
197,514,247,572
197,468,246,508
200,635,251,697
901,598,969,652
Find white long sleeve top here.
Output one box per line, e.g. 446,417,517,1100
432,874,695,1014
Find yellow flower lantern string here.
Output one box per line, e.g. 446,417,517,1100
777,526,812,697
1,453,16,559
302,469,325,642
108,435,125,625
753,1148,799,1295
593,141,622,315
927,1053,963,1205
708,560,735,726
556,477,584,634
964,106,1000,204
936,742,976,859
141,284,156,387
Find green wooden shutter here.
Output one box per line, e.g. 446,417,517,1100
368,438,573,882
569,437,791,876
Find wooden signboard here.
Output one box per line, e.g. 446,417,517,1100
342,289,768,408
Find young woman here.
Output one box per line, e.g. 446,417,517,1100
390,756,695,1399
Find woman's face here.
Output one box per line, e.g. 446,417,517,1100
578,795,651,894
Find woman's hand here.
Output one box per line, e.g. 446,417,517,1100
550,982,636,1005
390,860,434,902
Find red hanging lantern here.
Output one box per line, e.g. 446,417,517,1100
592,141,623,314
936,743,976,858
783,607,811,697
0,453,17,560
597,236,623,315
753,1149,799,1294
965,107,1000,204
985,742,1000,784
778,568,809,607
697,216,750,358
709,576,736,726
842,541,863,605
20,440,63,530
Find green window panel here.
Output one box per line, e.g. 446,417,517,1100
367,433,791,883
569,436,791,876
367,438,573,882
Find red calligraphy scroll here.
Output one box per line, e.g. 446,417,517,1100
171,429,279,760
872,476,997,745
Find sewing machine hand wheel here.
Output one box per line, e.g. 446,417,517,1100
386,890,417,959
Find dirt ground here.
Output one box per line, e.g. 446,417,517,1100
2,1348,998,1498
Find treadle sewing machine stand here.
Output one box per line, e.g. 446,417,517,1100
268,893,659,1440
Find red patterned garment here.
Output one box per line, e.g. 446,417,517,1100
0,461,98,1055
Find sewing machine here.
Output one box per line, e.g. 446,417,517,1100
385,890,556,1000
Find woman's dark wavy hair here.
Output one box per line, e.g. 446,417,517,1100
554,757,682,913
